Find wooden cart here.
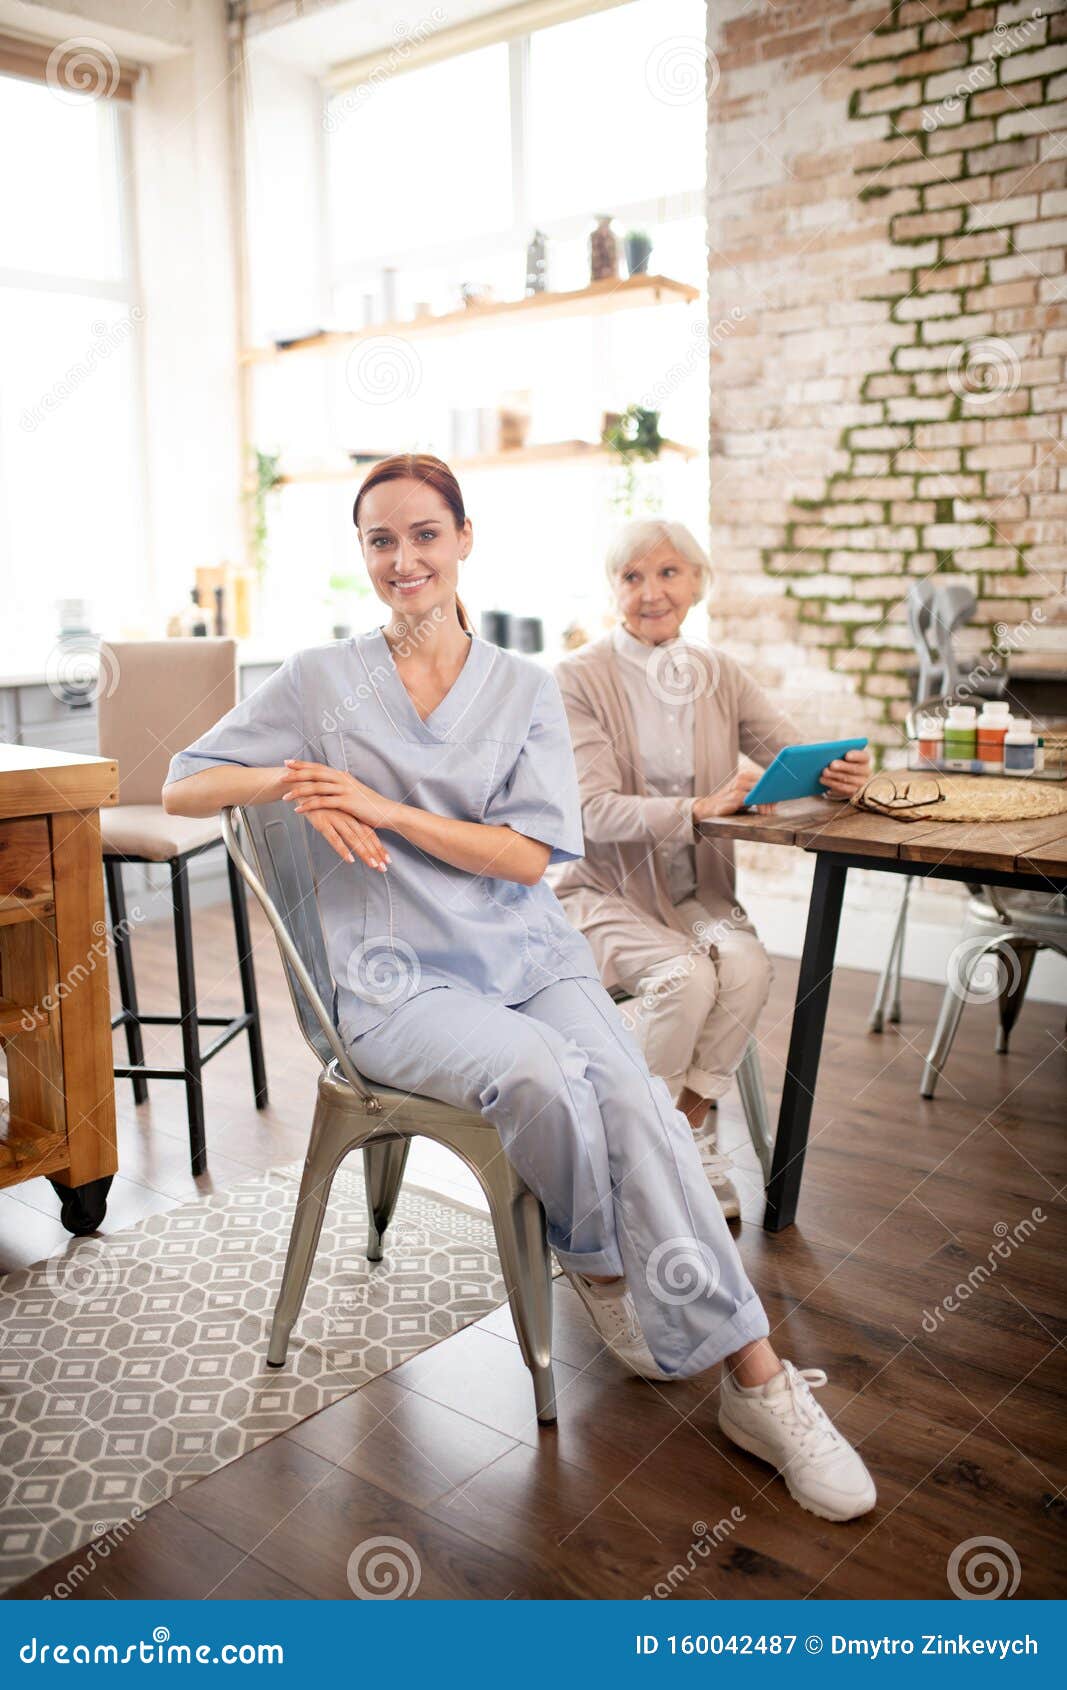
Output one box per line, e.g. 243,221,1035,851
0,745,119,1233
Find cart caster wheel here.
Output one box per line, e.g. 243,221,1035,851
49,1175,114,1236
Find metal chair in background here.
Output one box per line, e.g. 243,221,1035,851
920,888,1067,1098
221,800,559,1424
868,582,1009,1034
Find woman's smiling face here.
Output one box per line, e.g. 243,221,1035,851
357,477,472,619
612,538,702,644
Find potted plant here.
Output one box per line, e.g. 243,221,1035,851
602,404,664,515
247,448,282,584
624,229,653,276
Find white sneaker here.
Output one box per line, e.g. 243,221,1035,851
692,1126,741,1219
563,1269,671,1381
719,1360,877,1522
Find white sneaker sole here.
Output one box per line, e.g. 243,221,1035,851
719,1410,877,1523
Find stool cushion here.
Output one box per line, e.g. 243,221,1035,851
101,804,222,863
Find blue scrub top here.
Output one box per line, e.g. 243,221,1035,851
165,627,601,1038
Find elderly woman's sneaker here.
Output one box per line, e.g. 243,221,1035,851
719,1361,877,1522
692,1127,741,1219
563,1270,671,1381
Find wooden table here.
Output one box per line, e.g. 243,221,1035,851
697,797,1067,1233
0,744,119,1233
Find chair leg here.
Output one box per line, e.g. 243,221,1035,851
920,933,999,1099
888,874,912,1024
268,1094,351,1367
226,848,269,1108
105,857,147,1104
869,876,911,1033
475,1155,557,1424
736,1037,773,1185
996,940,1038,1054
170,856,206,1176
363,1136,410,1261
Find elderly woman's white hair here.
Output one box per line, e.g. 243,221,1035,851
604,520,712,601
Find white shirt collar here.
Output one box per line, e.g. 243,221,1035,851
611,621,687,663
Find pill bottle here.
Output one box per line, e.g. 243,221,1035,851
976,701,1011,771
1003,722,1037,776
916,716,943,767
943,704,977,764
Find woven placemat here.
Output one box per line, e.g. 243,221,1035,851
854,773,1067,823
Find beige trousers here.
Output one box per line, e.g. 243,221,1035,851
612,898,773,1103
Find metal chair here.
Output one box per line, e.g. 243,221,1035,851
608,987,774,1184
220,800,558,1424
920,888,1067,1098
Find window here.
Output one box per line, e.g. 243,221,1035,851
0,73,143,663
247,0,709,653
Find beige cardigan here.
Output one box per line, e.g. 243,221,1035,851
548,632,799,991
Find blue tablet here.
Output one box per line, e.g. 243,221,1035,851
741,738,869,806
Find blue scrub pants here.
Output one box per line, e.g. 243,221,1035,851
347,975,769,1378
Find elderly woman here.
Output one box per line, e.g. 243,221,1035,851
551,520,871,1216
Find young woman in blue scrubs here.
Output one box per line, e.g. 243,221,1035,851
163,454,876,1524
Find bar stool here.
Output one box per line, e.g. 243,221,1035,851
98,639,268,1174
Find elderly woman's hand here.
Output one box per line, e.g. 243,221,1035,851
819,747,871,800
694,767,775,821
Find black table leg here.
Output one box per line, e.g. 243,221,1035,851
763,853,848,1232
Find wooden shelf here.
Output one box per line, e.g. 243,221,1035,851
258,437,699,491
242,274,701,366
0,1098,67,1185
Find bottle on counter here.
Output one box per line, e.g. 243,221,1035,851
976,700,1011,771
943,704,977,768
1003,719,1037,776
915,715,944,767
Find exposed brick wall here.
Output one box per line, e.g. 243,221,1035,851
705,0,1067,751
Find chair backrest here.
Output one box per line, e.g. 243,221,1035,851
907,581,940,702
222,801,379,1106
98,639,237,806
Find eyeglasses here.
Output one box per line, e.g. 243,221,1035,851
854,774,945,820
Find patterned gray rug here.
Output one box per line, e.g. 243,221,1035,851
0,1163,516,1593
